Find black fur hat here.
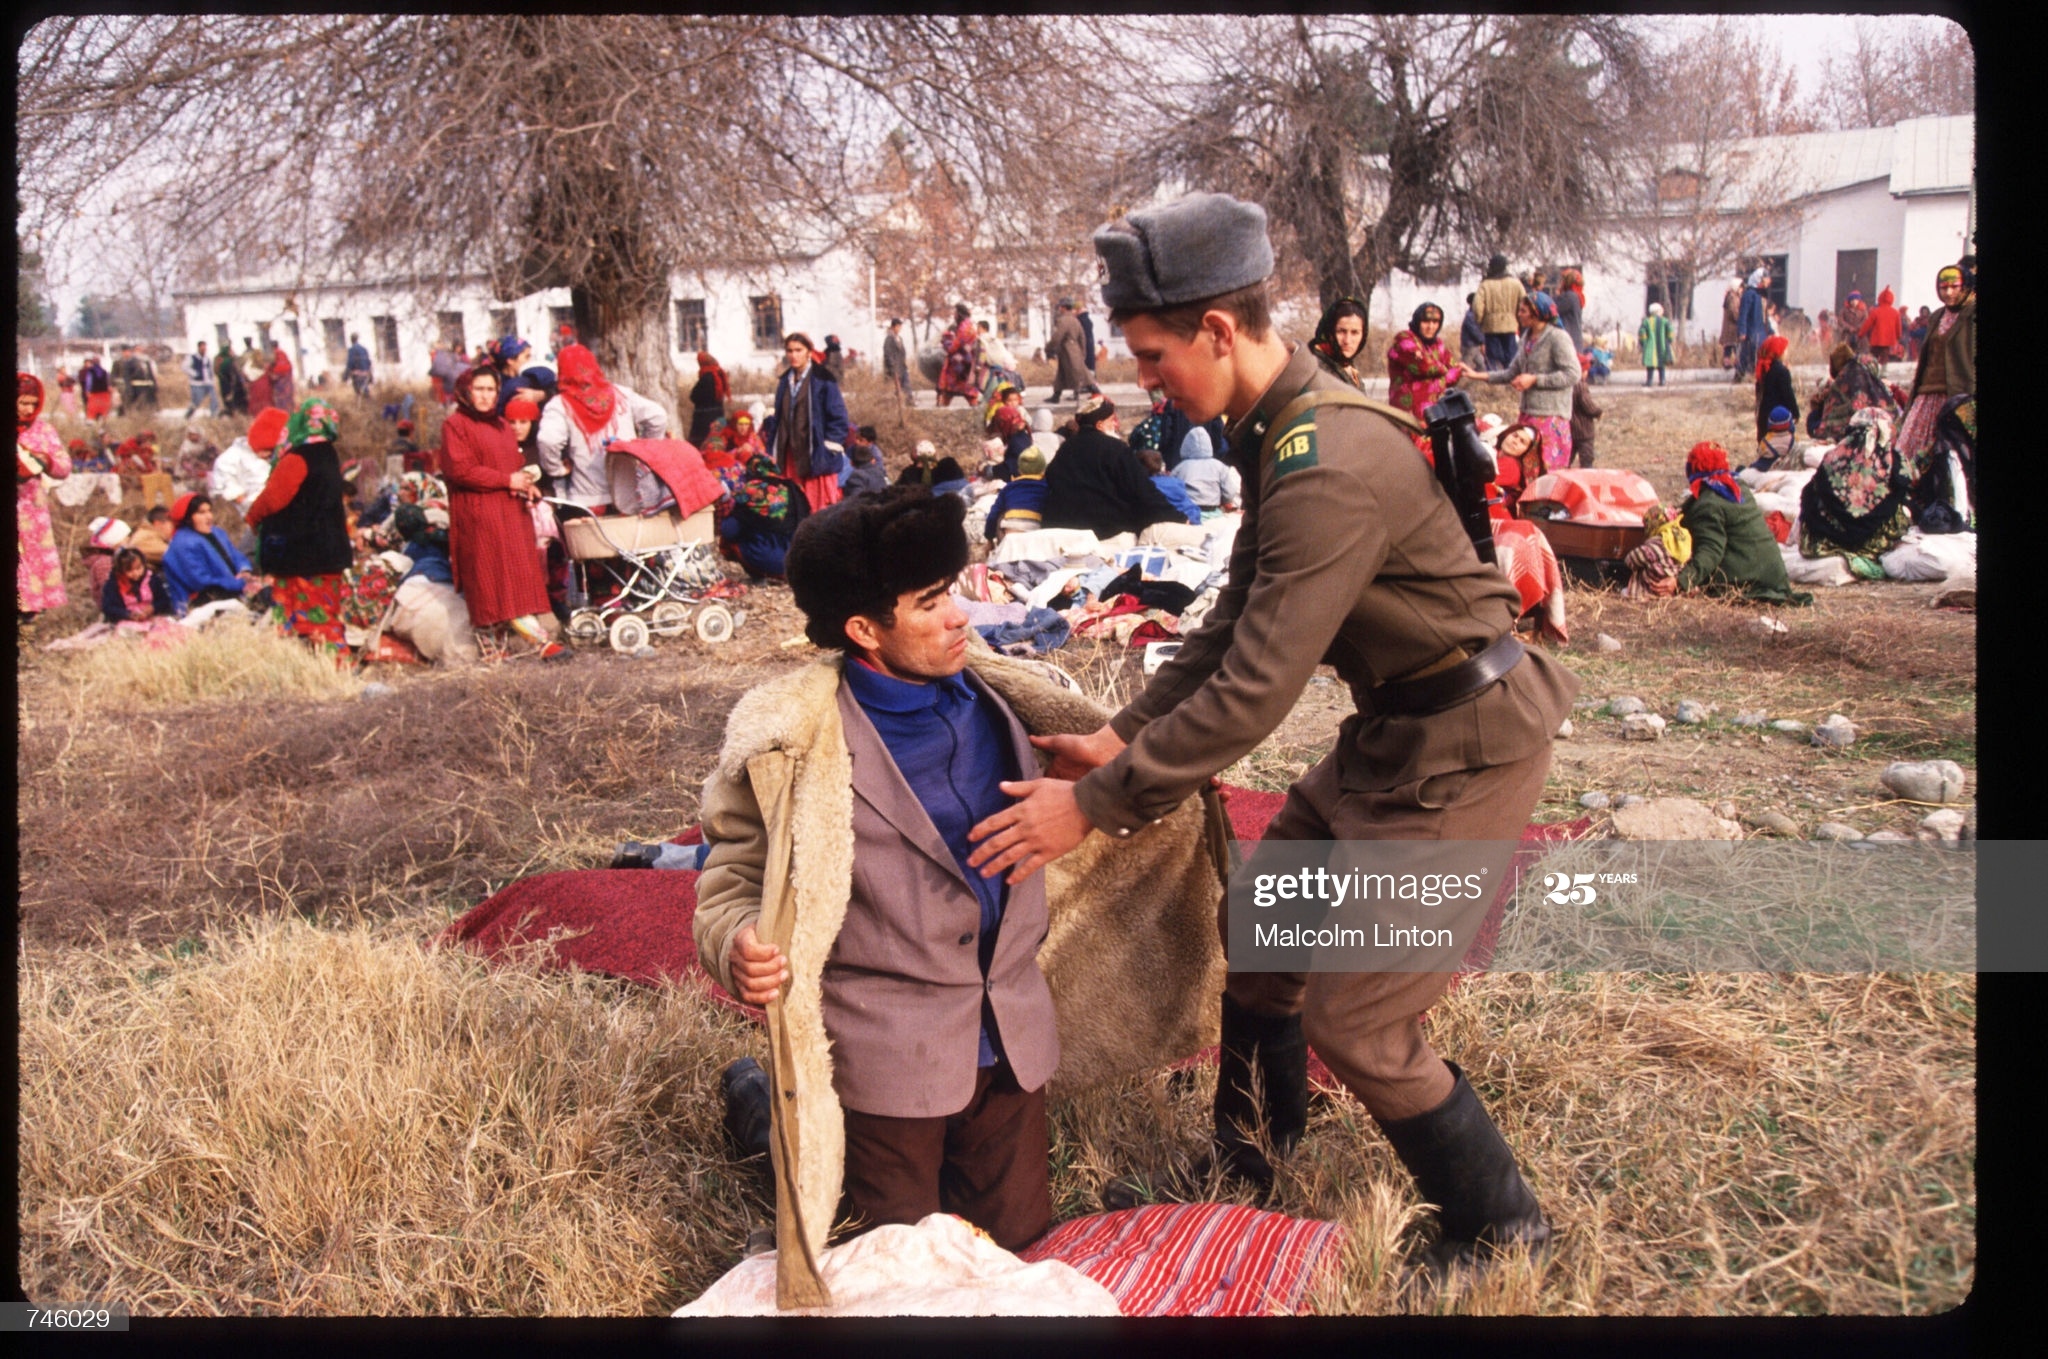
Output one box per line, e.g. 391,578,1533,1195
786,486,969,652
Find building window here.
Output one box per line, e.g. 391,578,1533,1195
548,306,577,347
1645,261,1695,322
214,323,231,352
749,295,783,350
436,311,467,354
322,318,348,367
673,298,708,353
372,316,400,364
489,307,517,343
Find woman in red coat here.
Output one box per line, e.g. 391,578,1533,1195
440,365,566,660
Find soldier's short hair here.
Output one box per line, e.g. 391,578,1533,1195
1109,281,1273,342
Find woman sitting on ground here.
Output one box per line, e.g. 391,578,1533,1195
1490,421,1547,517
244,397,358,660
718,452,808,580
161,493,262,614
1671,441,1805,604
100,546,174,623
1753,335,1798,443
1309,297,1370,388
1805,342,1899,444
1797,408,1912,578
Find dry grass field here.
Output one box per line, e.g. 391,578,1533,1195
15,370,1973,1315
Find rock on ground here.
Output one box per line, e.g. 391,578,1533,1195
1556,718,1574,739
1815,822,1865,842
1880,760,1967,804
1749,810,1801,836
1579,791,1611,809
1920,808,1966,841
1770,719,1807,734
1610,797,1743,840
1606,695,1648,717
1732,711,1769,727
1614,794,1647,809
1864,830,1913,843
1596,633,1623,652
1622,713,1666,741
1675,699,1710,724
1811,714,1858,748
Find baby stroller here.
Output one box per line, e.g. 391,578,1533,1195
545,438,741,654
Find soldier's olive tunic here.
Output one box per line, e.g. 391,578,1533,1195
1074,345,1579,836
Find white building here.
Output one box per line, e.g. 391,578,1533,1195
1372,114,1973,351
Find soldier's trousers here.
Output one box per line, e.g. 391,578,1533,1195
1222,743,1552,1122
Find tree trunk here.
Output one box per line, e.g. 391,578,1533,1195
569,283,681,434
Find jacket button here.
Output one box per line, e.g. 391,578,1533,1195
958,932,974,946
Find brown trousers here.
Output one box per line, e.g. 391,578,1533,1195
1224,745,1553,1122
837,1061,1051,1252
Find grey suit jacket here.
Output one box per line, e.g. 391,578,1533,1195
825,672,1060,1117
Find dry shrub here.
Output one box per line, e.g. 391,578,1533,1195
17,913,765,1315
46,617,363,711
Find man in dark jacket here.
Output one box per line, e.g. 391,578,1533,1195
1039,394,1182,537
882,318,912,406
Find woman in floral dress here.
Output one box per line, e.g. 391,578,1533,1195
1385,302,1464,458
17,373,73,622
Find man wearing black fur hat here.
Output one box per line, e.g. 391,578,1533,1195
694,487,1061,1277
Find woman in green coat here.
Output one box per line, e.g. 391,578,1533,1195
1674,442,1809,604
1637,304,1674,387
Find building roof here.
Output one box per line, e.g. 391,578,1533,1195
1888,115,1974,196
1729,124,1898,201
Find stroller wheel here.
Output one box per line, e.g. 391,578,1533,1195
649,600,692,637
695,604,735,644
567,609,608,645
608,613,651,654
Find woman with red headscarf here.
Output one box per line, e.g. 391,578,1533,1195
442,364,565,660
17,374,73,620
1672,441,1804,603
688,352,731,446
1753,335,1798,442
534,344,670,514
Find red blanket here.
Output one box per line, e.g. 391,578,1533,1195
1020,1203,1344,1316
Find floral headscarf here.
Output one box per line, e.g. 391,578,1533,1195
1524,291,1559,325
285,396,340,447
555,344,617,437
1407,303,1446,340
731,453,793,524
1684,441,1743,503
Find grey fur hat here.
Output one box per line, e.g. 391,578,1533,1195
1092,193,1274,311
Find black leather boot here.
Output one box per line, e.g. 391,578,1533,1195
1212,994,1310,1191
1376,1061,1551,1279
720,1057,773,1161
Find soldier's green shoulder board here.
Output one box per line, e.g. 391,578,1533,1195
1270,417,1318,480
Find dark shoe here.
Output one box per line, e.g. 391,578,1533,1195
721,1057,773,1161
1376,1061,1552,1281
1212,994,1310,1193
609,841,659,870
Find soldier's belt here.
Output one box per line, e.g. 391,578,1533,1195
1367,634,1525,718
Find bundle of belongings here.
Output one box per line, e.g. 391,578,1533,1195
954,520,1239,657
1512,467,1660,589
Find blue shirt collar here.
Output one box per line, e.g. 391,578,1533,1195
843,656,976,713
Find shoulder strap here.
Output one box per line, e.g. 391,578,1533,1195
1260,388,1425,462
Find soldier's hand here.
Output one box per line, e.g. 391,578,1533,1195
1030,724,1126,781
968,779,1093,884
729,924,789,1006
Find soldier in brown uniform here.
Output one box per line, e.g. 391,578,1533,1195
968,192,1579,1276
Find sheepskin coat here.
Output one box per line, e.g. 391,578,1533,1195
694,644,1228,1308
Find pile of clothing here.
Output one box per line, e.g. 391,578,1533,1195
953,522,1238,657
